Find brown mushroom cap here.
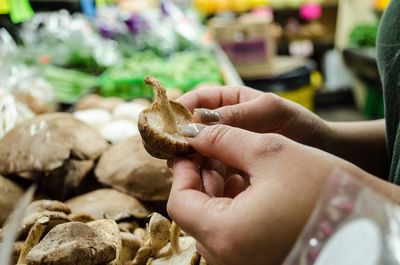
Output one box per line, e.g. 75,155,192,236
0,175,24,226
0,113,108,176
95,136,172,201
2,200,71,240
87,219,122,265
138,76,195,159
26,222,117,265
0,113,108,199
66,189,150,221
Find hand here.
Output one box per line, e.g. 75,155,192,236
178,85,331,148
167,124,371,265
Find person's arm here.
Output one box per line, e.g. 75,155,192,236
321,120,388,179
178,86,389,178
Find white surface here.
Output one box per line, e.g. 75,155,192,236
314,219,382,265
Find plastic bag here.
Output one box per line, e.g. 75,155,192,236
283,171,400,265
0,92,34,139
20,10,121,73
4,65,58,114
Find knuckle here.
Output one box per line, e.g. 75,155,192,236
222,106,244,127
260,92,284,108
206,125,230,147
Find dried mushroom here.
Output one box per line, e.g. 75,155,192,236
17,216,49,264
95,136,172,201
75,94,124,112
87,219,122,265
66,189,150,221
2,200,71,240
132,213,171,265
26,222,117,265
0,113,109,199
138,76,194,159
0,175,24,226
120,232,142,264
148,236,200,265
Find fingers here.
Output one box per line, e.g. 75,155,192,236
184,124,285,173
201,169,224,197
224,174,250,198
167,158,232,242
177,86,261,112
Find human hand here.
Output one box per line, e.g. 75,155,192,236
178,85,331,149
167,124,370,265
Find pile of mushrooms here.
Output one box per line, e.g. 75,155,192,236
0,77,206,265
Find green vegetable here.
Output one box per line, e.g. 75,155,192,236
43,66,98,104
99,50,223,100
349,23,379,48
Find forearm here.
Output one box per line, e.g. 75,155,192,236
322,119,388,179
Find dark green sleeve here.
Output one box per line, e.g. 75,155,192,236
377,0,400,183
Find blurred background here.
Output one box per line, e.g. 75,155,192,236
0,0,389,126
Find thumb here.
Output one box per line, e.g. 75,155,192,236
181,124,285,173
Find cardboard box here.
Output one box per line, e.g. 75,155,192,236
209,15,277,79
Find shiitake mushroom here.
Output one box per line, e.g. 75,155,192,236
138,77,195,159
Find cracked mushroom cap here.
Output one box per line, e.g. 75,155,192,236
66,189,150,221
2,200,71,240
26,222,117,265
95,136,172,201
0,113,108,178
0,175,24,226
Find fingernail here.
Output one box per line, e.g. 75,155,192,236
180,123,206,138
194,108,220,123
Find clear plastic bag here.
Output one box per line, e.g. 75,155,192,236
20,10,121,73
283,171,400,265
0,92,34,139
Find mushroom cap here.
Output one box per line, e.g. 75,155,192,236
87,219,122,265
2,200,71,240
138,100,195,159
0,175,24,226
0,113,108,177
26,222,117,265
95,136,172,201
66,189,150,221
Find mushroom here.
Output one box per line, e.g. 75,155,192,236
0,113,109,199
118,221,139,233
66,189,150,221
95,136,172,201
120,232,142,264
75,94,124,112
17,216,49,264
148,236,200,265
132,213,171,265
87,219,122,265
147,222,200,265
2,200,71,240
26,222,117,265
138,76,195,159
0,175,24,226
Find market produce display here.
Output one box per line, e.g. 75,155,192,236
138,77,195,159
0,2,226,264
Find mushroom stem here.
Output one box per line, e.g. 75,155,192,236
145,76,178,134
169,222,180,254
17,216,49,265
